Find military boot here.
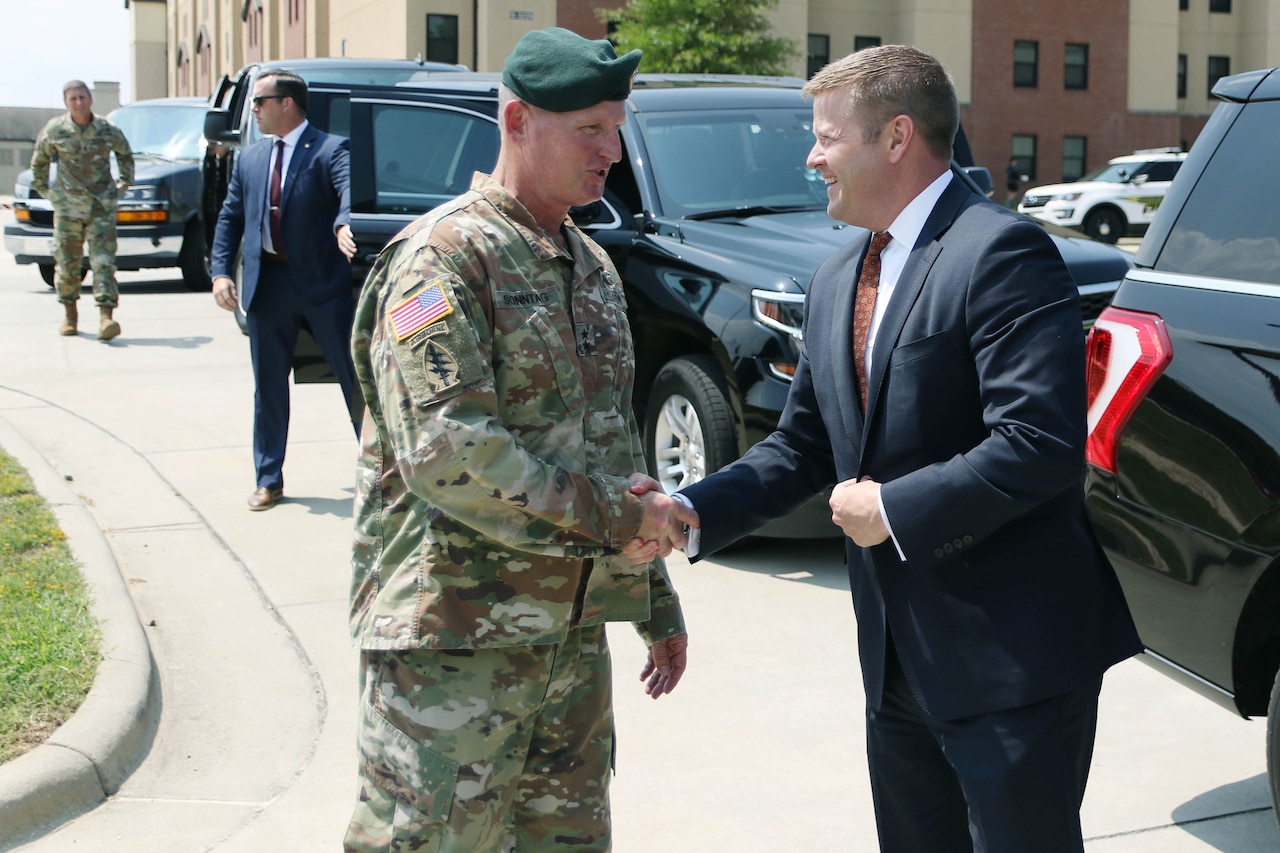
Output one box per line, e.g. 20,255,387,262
98,306,121,341
59,302,78,336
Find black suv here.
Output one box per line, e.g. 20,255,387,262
1083,67,1280,818
5,97,212,290
206,70,1134,536
201,56,466,256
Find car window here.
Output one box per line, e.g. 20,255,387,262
1154,102,1280,285
1143,161,1182,182
109,104,207,160
370,103,498,214
635,109,827,218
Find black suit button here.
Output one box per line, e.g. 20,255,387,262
963,534,973,544
934,548,944,559
953,538,964,549
943,543,953,554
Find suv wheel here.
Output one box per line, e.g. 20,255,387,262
644,355,737,492
1083,207,1127,244
179,219,213,291
38,263,88,289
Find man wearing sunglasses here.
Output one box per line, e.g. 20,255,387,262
210,68,362,511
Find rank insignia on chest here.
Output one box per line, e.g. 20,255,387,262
390,279,454,341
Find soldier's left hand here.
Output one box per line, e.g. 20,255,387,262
640,632,688,699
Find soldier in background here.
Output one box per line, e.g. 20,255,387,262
344,27,689,852
30,80,133,340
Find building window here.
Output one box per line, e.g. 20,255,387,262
1014,41,1039,88
1177,54,1187,99
1064,44,1088,90
854,36,881,52
807,34,829,78
1179,0,1188,8
1208,55,1231,97
426,14,459,65
1210,0,1231,11
1012,134,1037,182
1062,136,1087,182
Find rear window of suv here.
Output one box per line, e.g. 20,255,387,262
1155,102,1280,285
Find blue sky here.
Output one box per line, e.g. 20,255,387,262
4,0,133,109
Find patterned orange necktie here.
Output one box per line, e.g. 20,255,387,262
853,231,892,412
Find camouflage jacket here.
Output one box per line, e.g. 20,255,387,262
30,112,134,219
350,173,684,650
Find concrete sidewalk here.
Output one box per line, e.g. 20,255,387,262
0,234,1278,850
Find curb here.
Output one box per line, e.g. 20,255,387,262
0,415,158,850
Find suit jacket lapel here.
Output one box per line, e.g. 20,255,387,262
861,178,973,437
281,125,318,208
834,235,869,445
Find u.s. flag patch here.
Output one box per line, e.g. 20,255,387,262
390,280,454,341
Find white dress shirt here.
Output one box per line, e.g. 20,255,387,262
262,120,309,255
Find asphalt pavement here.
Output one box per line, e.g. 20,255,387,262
0,205,1277,851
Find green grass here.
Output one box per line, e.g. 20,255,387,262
0,449,101,763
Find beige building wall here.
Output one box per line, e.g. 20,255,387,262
895,0,972,105
129,0,169,101
330,0,408,58
406,0,475,65
1235,1,1280,82
475,0,558,72
217,0,243,83
766,0,810,78
1129,0,1179,114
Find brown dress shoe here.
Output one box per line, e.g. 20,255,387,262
247,486,284,511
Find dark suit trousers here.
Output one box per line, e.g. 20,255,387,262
245,257,361,490
866,642,1101,853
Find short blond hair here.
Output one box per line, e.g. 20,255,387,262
803,45,957,162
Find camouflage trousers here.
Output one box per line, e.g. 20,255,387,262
54,210,118,306
345,624,614,853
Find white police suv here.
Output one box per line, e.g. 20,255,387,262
1018,148,1186,243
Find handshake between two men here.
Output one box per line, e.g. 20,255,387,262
621,473,700,566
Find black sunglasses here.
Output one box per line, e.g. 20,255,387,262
252,94,286,106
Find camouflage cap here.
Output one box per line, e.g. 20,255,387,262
502,27,642,113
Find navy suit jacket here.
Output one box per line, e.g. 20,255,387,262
210,123,352,310
682,177,1140,721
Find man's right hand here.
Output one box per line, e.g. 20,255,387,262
628,473,699,556
212,276,238,312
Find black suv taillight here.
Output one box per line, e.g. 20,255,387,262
1085,306,1174,475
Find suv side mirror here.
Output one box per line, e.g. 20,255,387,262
1130,173,1149,186
203,109,238,145
963,166,994,198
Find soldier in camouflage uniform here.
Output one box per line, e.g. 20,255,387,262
30,80,133,340
345,28,692,853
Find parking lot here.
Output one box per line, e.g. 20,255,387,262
0,201,1277,850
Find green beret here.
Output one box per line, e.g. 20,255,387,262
502,27,642,112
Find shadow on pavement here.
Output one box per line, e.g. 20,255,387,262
1172,774,1279,850
703,534,848,591
285,494,355,519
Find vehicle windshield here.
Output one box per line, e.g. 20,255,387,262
1078,162,1143,183
109,103,207,160
635,108,830,219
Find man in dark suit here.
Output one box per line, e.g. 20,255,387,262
210,69,361,511
662,45,1141,852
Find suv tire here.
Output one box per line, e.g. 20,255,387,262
179,219,213,291
39,263,88,289
644,355,738,492
1268,668,1280,818
1084,206,1126,244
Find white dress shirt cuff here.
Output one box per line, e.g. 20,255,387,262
670,492,701,558
878,491,907,562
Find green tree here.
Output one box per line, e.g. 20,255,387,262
600,0,798,76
